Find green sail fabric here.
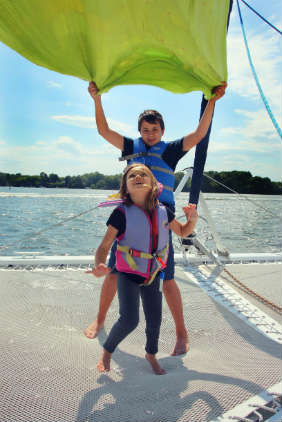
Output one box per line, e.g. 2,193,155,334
0,0,229,98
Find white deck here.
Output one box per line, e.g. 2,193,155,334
0,251,281,267
0,260,281,421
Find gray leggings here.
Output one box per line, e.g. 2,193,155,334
103,272,162,355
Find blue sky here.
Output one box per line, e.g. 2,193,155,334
0,1,281,181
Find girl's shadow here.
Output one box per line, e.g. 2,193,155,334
76,327,263,422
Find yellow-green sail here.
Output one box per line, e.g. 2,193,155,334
0,0,229,97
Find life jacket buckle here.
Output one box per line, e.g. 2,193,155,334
129,248,141,258
156,255,166,269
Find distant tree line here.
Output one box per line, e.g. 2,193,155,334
0,170,281,195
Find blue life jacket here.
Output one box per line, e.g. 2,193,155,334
122,138,175,205
115,204,169,285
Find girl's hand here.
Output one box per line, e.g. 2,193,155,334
85,264,110,277
88,81,100,99
182,203,198,223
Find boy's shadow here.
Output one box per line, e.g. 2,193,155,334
76,328,263,422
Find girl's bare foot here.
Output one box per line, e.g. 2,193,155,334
170,332,189,356
97,349,111,373
84,319,103,339
145,353,166,375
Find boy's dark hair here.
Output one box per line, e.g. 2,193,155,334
138,110,165,131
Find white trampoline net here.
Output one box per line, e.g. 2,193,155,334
0,265,281,422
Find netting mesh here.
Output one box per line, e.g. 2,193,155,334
0,265,281,422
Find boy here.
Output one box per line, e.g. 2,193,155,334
85,81,226,355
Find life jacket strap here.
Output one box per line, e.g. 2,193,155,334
118,152,147,162
150,165,174,176
117,244,169,286
140,266,161,287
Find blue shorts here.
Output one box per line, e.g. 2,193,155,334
108,231,174,281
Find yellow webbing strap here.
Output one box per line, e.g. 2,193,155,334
140,267,161,287
117,245,138,270
117,244,169,286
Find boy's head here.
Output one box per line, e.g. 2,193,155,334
138,110,165,146
138,110,165,131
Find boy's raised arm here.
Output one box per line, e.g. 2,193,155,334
89,82,124,151
182,82,227,152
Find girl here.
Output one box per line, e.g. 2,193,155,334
87,163,198,375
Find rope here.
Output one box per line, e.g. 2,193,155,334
186,167,282,316
223,267,282,315
203,172,279,218
239,0,282,35
0,204,99,252
236,0,282,140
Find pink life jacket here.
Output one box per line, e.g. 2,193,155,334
115,204,169,285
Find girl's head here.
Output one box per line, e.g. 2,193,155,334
120,163,159,213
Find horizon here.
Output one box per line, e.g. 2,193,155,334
0,167,280,184
0,170,282,189
0,1,281,182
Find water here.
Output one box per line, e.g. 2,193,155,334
0,187,281,256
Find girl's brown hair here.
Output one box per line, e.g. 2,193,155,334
120,163,159,214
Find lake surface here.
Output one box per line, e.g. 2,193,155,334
0,187,281,256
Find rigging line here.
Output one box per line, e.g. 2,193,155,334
0,204,99,252
223,267,282,315
203,173,279,218
239,0,282,36
236,0,282,140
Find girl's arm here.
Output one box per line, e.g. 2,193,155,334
168,204,198,238
86,224,118,277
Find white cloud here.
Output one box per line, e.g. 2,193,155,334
35,140,47,146
227,26,282,112
53,137,85,156
108,118,138,138
0,136,125,176
51,114,138,137
206,151,281,181
215,17,282,179
51,115,96,129
219,108,281,146
209,137,281,154
47,81,62,89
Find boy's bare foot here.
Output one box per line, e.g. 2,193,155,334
97,349,111,373
84,319,103,339
145,353,166,375
170,332,189,356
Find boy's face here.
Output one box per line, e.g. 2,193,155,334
139,121,164,146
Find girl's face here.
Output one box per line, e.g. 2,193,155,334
125,166,153,194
